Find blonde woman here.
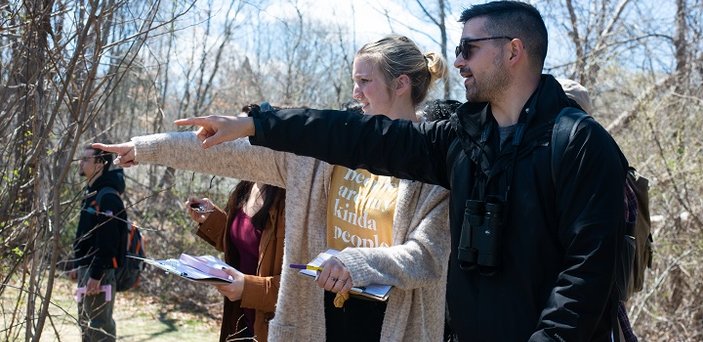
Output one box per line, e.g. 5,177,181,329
96,35,450,341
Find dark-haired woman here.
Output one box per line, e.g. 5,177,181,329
186,181,285,342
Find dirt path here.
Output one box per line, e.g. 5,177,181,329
2,277,220,341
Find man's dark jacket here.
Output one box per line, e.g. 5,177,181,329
249,75,626,341
74,168,128,280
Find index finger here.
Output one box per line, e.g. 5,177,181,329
316,264,332,287
174,116,210,127
91,142,131,154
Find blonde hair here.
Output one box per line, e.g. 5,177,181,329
356,35,447,106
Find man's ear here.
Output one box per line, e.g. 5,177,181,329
395,74,411,96
507,38,525,64
95,156,108,170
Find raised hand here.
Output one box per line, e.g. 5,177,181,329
91,142,137,167
185,197,215,223
174,115,255,148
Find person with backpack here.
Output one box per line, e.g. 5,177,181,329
156,2,631,341
72,145,128,342
185,181,285,342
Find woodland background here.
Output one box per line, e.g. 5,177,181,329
1,0,701,341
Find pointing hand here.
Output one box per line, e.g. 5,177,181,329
174,115,255,148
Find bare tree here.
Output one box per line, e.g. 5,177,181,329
156,0,247,194
0,1,192,340
373,0,456,99
1,1,702,340
541,0,703,340
414,0,451,98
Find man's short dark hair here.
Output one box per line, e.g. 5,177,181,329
459,1,548,73
85,144,114,167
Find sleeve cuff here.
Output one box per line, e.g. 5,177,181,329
131,135,159,162
248,111,266,146
240,274,266,309
248,103,277,146
335,249,372,287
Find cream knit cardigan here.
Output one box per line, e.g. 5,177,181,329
131,132,450,342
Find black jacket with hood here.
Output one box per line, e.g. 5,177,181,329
248,75,627,341
74,168,128,280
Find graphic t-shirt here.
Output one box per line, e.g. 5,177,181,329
326,166,398,250
324,166,396,340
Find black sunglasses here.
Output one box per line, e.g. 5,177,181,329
455,36,514,60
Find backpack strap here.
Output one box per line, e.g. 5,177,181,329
95,187,120,212
88,187,120,215
550,107,592,186
94,186,124,269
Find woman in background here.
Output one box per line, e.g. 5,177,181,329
185,160,285,341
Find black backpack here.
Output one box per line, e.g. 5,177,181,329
551,107,653,301
94,187,146,292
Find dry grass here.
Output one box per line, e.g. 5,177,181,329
1,275,221,342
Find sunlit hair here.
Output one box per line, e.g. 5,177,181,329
356,35,447,106
459,1,548,73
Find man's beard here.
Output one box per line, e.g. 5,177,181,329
464,52,511,103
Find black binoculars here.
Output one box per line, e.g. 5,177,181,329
457,197,506,274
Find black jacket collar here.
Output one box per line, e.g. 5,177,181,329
87,168,126,196
448,74,580,199
451,74,579,153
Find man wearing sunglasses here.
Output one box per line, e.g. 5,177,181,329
118,1,627,341
72,146,128,342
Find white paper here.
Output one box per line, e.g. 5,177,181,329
130,255,233,284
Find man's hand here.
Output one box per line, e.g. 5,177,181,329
86,277,101,296
213,267,246,302
174,115,255,148
91,142,137,167
316,257,353,294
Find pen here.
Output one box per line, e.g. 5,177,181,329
289,263,323,272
